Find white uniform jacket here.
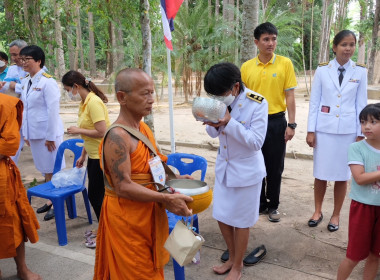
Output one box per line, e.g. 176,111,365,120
307,59,367,136
1,65,28,96
206,88,268,188
20,69,64,141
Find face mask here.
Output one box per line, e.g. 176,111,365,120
68,89,82,101
0,61,6,67
221,94,235,106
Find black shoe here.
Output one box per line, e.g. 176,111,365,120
243,245,267,266
44,209,55,221
220,249,229,263
327,222,339,232
37,203,52,214
308,213,323,227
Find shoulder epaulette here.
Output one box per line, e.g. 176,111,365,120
318,62,329,67
42,72,52,78
247,92,264,103
356,63,367,68
10,63,16,66
25,74,30,78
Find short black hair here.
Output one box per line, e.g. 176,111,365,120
359,103,380,122
204,62,244,96
0,51,8,61
333,30,357,46
20,45,45,68
254,22,278,40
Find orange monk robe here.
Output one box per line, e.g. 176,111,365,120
94,122,169,280
0,93,40,259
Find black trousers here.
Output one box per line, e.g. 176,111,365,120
87,158,105,222
260,114,287,210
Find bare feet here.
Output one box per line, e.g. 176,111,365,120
225,267,242,280
213,260,233,275
17,268,42,280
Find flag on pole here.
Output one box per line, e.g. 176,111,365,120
160,0,183,50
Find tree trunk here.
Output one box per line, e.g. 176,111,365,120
52,0,65,79
241,0,258,64
215,0,220,55
309,0,315,88
318,0,332,63
357,1,367,64
111,21,118,72
116,19,125,68
368,0,380,84
88,0,96,76
74,3,84,71
140,0,154,132
4,0,15,41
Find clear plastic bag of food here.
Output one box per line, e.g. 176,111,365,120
52,167,86,188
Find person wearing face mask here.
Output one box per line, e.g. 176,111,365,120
20,45,65,221
63,70,110,248
204,63,268,279
0,51,9,81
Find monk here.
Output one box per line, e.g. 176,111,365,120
94,68,193,280
0,93,41,280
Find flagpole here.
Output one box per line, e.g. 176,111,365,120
167,47,176,153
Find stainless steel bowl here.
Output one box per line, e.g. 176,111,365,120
166,179,209,196
192,97,227,123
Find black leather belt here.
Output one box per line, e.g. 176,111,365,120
268,112,285,120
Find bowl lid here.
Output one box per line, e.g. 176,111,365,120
166,179,209,196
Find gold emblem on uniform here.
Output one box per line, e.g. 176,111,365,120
247,92,264,103
42,72,53,78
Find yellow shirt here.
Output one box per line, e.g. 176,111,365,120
77,92,110,159
241,54,297,114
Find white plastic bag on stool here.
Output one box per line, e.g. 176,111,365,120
52,167,86,188
164,220,205,266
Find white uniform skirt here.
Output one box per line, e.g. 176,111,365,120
29,135,65,174
213,174,261,228
313,132,356,181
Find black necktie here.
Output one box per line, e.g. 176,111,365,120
338,67,345,86
228,106,232,113
27,80,32,92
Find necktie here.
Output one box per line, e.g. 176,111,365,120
227,106,232,113
27,80,32,92
338,67,345,86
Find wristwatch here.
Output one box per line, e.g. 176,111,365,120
288,123,297,129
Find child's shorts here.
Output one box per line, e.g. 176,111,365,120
346,200,380,261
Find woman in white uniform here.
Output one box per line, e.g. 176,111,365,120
204,63,268,279
306,30,367,232
19,45,64,221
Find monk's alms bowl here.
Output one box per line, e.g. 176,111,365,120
192,97,227,123
166,179,213,214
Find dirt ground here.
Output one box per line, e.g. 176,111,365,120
2,87,380,279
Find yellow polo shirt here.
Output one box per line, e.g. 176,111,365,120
77,92,110,159
241,54,297,114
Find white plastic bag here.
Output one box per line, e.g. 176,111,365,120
52,167,86,188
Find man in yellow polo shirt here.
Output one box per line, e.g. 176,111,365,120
241,22,297,223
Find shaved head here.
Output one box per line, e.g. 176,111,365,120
115,68,148,93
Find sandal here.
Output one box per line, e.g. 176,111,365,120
84,229,96,239
85,238,96,249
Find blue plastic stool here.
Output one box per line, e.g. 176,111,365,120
27,139,92,246
167,211,199,280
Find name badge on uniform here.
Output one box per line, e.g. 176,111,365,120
321,106,330,113
33,88,42,91
148,156,166,189
348,79,359,83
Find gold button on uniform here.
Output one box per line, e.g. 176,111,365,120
225,159,228,162
238,104,242,107
338,94,341,98
336,105,340,108
224,146,226,149
336,114,339,117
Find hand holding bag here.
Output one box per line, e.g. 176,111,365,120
164,217,205,266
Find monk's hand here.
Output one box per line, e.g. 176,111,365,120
45,140,56,152
176,174,194,180
306,132,315,148
164,193,193,216
67,126,80,134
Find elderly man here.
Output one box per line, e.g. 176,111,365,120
0,93,41,280
1,39,28,97
94,68,192,280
